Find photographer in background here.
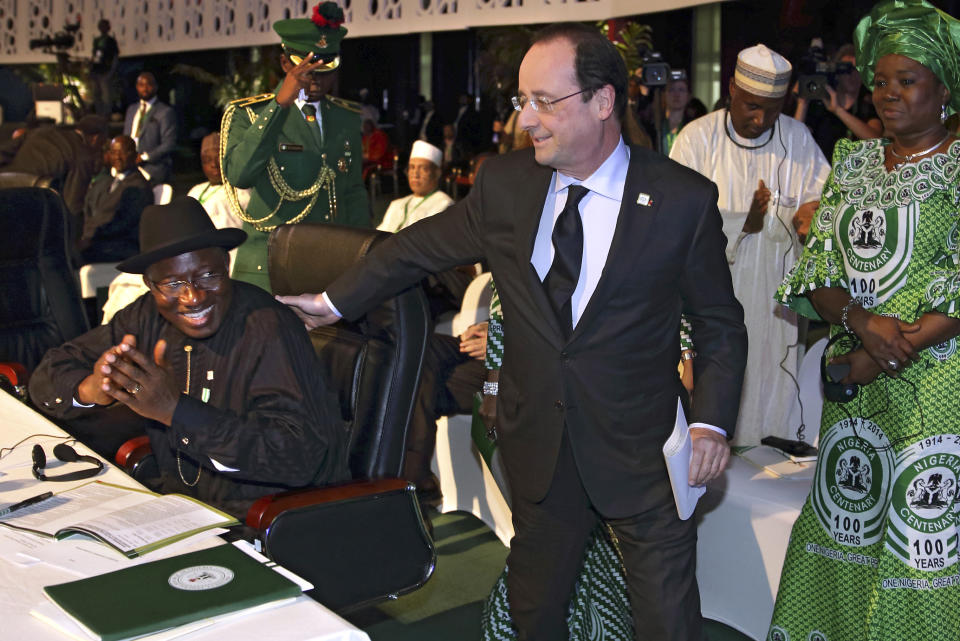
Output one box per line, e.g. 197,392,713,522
631,53,689,153
794,42,883,157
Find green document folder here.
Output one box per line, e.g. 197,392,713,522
42,544,302,641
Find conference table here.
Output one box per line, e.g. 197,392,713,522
0,390,370,641
432,419,814,641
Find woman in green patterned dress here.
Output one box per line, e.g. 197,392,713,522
770,2,960,640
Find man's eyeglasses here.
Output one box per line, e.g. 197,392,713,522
151,272,224,296
511,88,591,113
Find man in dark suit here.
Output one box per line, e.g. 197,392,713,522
280,23,746,641
123,72,177,184
79,135,153,264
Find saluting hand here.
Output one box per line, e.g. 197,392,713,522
276,52,329,108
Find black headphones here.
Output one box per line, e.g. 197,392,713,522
821,331,861,403
32,443,104,482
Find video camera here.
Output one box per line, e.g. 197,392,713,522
796,38,855,102
29,20,80,52
638,52,687,88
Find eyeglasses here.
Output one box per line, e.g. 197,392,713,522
151,272,224,296
511,88,591,113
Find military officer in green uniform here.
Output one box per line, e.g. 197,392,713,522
220,1,370,291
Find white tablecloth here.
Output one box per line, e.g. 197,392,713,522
697,456,811,640
0,392,369,641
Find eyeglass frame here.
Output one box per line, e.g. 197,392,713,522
148,272,226,297
511,88,592,113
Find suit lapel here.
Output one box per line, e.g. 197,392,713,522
572,148,664,340
512,161,565,344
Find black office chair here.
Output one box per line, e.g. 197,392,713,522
258,223,434,611
0,186,89,372
0,171,55,190
118,223,436,612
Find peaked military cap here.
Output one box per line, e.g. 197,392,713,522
274,1,347,71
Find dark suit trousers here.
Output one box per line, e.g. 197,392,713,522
506,432,704,641
403,333,487,483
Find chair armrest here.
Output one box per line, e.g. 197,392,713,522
246,478,436,612
0,362,28,400
114,435,159,482
115,435,151,468
246,477,410,530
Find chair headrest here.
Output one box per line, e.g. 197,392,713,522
268,223,388,296
0,172,53,190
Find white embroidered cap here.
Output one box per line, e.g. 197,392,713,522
734,44,792,99
410,140,443,167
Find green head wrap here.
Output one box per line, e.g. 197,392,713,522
854,0,960,114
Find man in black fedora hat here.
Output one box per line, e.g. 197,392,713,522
30,197,348,517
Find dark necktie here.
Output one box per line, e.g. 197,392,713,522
300,103,324,147
543,184,589,336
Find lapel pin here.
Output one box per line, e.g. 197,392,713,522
636,192,654,207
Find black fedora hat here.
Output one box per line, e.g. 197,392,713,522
117,196,247,274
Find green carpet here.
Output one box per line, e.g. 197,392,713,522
346,511,754,641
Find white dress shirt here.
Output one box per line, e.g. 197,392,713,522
530,138,629,328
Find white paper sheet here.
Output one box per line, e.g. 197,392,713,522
662,398,707,520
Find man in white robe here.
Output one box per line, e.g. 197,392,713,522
671,44,830,446
377,140,453,233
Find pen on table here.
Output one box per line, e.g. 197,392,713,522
0,491,53,517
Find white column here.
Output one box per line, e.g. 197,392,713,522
691,3,722,110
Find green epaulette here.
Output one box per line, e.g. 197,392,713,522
326,95,362,113
228,93,276,108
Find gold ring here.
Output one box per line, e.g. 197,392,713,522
131,383,143,395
